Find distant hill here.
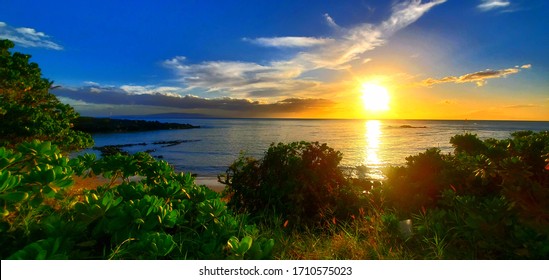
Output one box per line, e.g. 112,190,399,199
114,112,211,119
74,117,200,133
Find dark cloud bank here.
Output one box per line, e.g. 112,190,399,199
53,86,335,118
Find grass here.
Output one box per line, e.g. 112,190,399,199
250,209,418,260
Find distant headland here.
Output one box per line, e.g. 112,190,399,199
73,116,200,133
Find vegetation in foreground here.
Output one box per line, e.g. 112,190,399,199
2,39,549,259
221,132,549,259
0,142,273,259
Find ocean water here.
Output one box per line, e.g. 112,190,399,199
86,119,549,179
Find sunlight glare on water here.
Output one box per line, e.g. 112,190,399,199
363,120,384,180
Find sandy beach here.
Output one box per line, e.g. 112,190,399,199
194,177,226,192
71,175,226,194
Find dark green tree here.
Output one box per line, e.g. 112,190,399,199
0,39,92,151
222,141,364,226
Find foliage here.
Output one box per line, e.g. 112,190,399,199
1,141,273,259
0,39,92,151
384,131,549,259
450,133,487,155
2,130,548,260
221,141,365,227
383,148,453,213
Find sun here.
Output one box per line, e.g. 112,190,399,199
360,83,390,112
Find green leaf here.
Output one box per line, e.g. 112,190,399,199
0,191,29,202
43,185,57,198
227,236,239,251
0,171,21,192
55,179,74,189
238,236,253,255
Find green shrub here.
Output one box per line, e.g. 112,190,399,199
1,141,273,259
450,133,487,155
385,132,549,259
221,141,364,227
384,148,457,213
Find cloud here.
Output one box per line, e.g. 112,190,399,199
421,65,529,87
0,22,63,50
119,85,184,97
380,0,447,34
504,104,539,109
294,0,447,70
520,64,532,69
164,1,446,99
52,85,335,117
163,56,326,101
84,81,101,86
244,37,334,48
478,0,511,11
323,13,341,30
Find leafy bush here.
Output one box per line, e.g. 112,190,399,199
1,141,273,259
450,133,487,155
383,148,460,213
384,131,549,259
0,39,93,151
221,141,365,227
412,190,549,259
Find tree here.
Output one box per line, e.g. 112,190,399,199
222,141,363,226
0,39,93,151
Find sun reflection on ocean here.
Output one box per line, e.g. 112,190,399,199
363,120,385,180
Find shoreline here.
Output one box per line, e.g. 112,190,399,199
194,176,226,192
71,174,226,194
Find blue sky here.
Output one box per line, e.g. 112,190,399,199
1,0,548,119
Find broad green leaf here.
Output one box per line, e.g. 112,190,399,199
0,191,29,202
238,236,253,254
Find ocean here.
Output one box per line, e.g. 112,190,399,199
86,119,549,179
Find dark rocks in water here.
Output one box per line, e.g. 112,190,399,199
387,125,427,129
74,117,199,133
93,143,148,156
406,125,426,128
93,145,130,156
93,140,200,156
152,140,201,147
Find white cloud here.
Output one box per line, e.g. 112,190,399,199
119,85,185,97
90,88,103,93
165,0,446,99
299,1,447,69
0,22,62,50
245,36,334,48
478,0,511,11
15,27,47,39
520,64,532,69
421,65,529,87
84,81,101,86
323,13,340,29
381,0,447,34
